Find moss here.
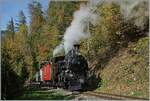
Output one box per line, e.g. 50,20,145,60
131,91,144,97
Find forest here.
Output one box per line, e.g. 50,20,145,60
1,0,149,99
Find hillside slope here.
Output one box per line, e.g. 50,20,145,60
95,37,149,98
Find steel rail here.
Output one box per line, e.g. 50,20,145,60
83,91,149,100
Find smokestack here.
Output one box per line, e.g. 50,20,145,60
73,44,80,54
74,44,80,50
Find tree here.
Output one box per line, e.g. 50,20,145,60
2,10,31,83
1,39,23,100
18,10,26,25
47,1,81,35
29,1,45,34
6,17,15,38
16,10,27,33
28,1,45,76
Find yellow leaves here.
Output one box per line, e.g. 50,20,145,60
3,37,14,50
18,24,28,34
2,28,32,77
14,32,26,53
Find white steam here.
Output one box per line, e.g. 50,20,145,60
63,3,98,53
118,0,148,28
119,0,142,19
53,44,64,57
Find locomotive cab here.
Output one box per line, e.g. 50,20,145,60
52,56,65,87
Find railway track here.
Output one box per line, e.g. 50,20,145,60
26,86,149,100
82,91,149,100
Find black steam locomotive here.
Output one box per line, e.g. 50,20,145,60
53,44,88,91
36,44,88,91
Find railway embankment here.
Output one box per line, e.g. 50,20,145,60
94,37,149,98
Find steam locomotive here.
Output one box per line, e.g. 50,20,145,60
36,44,88,91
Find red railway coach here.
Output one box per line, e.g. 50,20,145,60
42,63,51,81
38,61,52,82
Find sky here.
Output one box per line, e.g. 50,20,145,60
0,0,50,30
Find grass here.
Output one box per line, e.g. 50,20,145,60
14,89,75,100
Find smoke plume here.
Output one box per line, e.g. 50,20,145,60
63,3,98,53
118,0,148,28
